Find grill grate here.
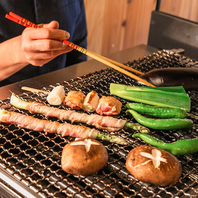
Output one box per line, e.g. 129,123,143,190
1,50,198,197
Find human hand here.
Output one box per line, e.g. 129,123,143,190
21,21,73,66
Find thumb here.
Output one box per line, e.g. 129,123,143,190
40,21,59,29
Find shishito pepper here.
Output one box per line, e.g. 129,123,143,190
133,133,198,155
126,109,193,130
126,103,191,119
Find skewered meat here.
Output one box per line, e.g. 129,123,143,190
0,109,97,138
10,93,150,134
96,96,122,115
0,109,127,145
63,90,85,109
27,102,126,132
82,91,99,112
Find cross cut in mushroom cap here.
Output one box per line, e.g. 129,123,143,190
70,139,100,152
139,148,167,169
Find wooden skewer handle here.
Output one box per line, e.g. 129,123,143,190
21,86,50,94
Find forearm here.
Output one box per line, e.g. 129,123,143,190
0,36,28,81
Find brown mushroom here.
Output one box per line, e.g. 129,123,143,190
126,145,182,186
61,139,108,175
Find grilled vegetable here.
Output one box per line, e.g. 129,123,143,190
142,86,186,93
47,85,65,106
61,139,108,175
126,103,198,119
126,145,182,186
126,109,193,130
110,83,191,111
133,133,198,155
141,67,198,90
126,103,187,118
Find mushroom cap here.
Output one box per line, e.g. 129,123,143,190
126,145,182,186
61,139,108,175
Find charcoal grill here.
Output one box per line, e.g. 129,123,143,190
1,50,198,198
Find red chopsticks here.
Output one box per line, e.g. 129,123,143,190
5,12,39,28
5,12,78,48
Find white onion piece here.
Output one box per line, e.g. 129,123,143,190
47,86,65,106
82,91,99,112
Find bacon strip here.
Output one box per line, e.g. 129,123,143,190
1,110,98,139
27,102,126,132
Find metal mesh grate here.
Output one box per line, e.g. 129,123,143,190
1,50,198,197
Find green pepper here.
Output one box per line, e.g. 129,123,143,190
126,103,187,118
132,133,198,155
126,109,193,130
126,103,198,119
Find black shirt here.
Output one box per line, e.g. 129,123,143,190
0,0,87,86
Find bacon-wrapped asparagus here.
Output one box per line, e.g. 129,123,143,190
10,94,150,133
0,109,127,145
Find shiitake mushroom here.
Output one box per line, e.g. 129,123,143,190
126,145,182,186
61,139,108,176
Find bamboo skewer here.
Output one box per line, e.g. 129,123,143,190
21,86,50,95
5,12,154,87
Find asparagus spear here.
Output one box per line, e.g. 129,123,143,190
0,108,127,145
10,93,150,133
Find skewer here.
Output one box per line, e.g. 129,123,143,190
5,12,154,87
21,86,50,94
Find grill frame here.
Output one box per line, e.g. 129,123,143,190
1,50,198,197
